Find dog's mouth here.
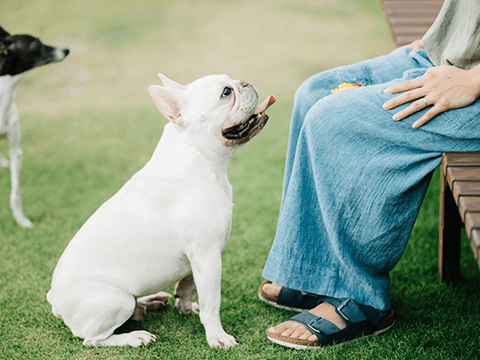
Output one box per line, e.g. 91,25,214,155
222,95,276,146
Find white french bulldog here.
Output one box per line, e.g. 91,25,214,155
46,73,276,348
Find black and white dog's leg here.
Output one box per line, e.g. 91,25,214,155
7,104,32,228
190,254,237,349
0,150,9,168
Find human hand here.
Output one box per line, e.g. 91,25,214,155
383,65,480,128
406,39,424,56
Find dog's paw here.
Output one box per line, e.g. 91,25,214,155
84,331,157,347
175,298,199,314
191,302,199,314
207,332,238,349
137,291,171,311
15,215,33,228
124,331,157,347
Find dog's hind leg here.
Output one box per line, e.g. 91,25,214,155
131,291,171,321
174,274,199,314
7,104,32,228
51,280,156,347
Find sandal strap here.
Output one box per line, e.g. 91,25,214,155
322,298,385,327
277,287,326,310
286,298,386,341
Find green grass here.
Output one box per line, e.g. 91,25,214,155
1,0,479,359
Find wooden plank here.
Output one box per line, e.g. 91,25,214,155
465,212,480,238
458,196,480,220
379,0,444,46
443,152,480,166
389,25,433,33
389,18,440,25
452,182,480,203
446,167,480,189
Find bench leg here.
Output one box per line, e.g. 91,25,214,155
439,166,462,283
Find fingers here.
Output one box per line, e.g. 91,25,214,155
384,77,424,95
412,107,444,128
389,97,448,128
383,87,425,110
388,97,429,121
407,39,424,56
395,98,429,123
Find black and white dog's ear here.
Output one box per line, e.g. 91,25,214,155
0,28,11,74
0,27,13,55
0,26,11,39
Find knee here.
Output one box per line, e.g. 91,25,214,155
301,95,348,138
293,74,325,111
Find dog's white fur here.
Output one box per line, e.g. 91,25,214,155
0,73,33,228
47,74,275,348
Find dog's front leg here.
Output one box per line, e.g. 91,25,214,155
190,254,237,349
7,104,32,228
0,142,9,167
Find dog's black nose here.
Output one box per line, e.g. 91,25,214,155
63,48,70,57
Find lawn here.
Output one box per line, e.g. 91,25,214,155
1,0,479,359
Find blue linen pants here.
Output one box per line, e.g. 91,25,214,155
262,47,480,311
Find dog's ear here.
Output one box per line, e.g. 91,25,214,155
0,26,12,56
157,73,187,92
148,85,184,125
0,26,11,39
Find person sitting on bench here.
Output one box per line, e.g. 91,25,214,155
259,0,480,350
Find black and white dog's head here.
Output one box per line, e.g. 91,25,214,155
0,26,69,77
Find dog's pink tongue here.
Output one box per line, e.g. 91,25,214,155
254,95,276,114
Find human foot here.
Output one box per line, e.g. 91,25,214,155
267,302,346,344
258,280,324,312
266,299,395,350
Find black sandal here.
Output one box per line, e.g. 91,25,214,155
267,297,395,350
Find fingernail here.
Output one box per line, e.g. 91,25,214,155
393,114,399,121
384,88,392,94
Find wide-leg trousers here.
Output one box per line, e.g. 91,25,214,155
262,47,480,311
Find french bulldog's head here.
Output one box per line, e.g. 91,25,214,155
149,74,275,148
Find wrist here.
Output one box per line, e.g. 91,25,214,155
467,65,480,97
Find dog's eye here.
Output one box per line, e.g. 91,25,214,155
222,87,232,97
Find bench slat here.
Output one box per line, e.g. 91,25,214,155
379,0,444,46
453,182,480,202
443,152,480,166
458,197,480,220
446,167,480,189
465,213,480,238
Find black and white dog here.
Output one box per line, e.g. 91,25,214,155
0,26,69,227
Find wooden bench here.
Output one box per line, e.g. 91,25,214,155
380,0,480,282
440,153,480,282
